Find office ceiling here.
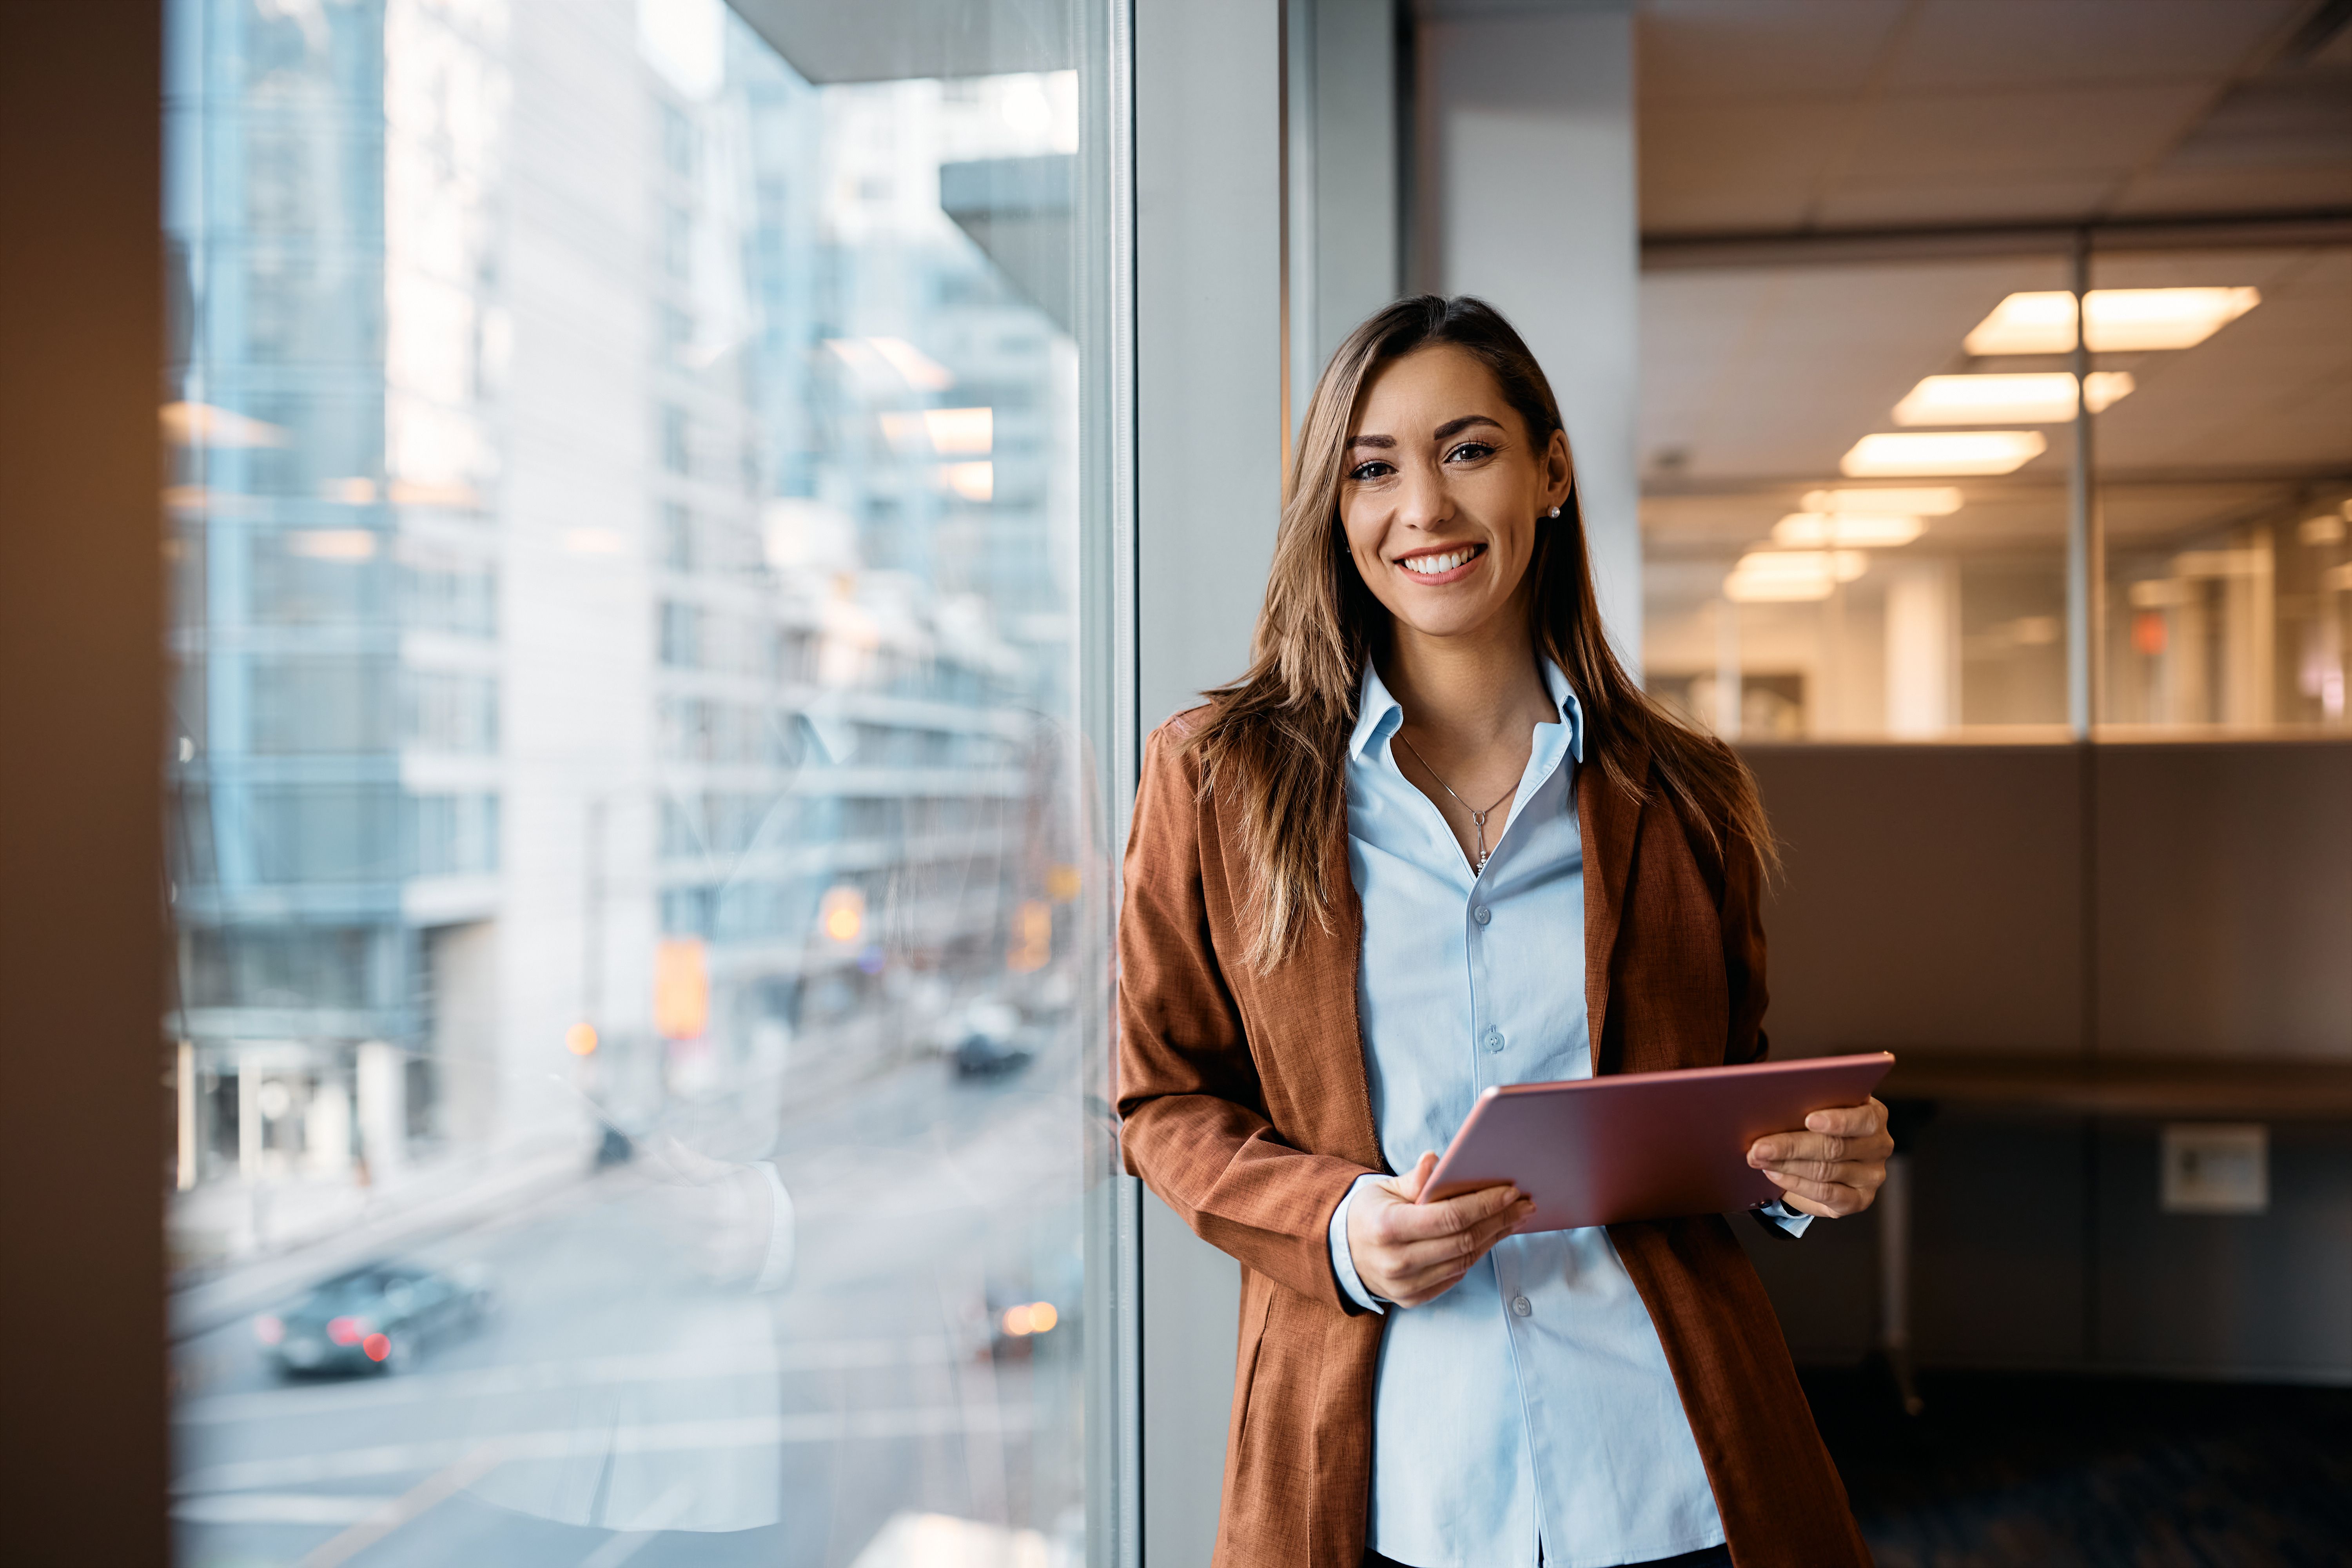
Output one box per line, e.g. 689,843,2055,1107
1634,0,2352,548
1637,0,2352,236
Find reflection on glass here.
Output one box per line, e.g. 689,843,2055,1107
165,0,1104,1561
1640,257,2074,740
2094,246,2352,733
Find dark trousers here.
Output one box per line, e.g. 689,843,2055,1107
1367,1547,1733,1568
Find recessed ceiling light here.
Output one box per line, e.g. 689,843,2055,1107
1724,549,1867,602
285,529,377,561
1841,431,2047,477
160,400,289,448
1962,288,2260,356
1893,372,2134,426
1773,513,1926,548
939,460,994,502
921,407,993,454
1801,486,1964,516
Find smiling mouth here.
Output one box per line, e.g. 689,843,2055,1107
1397,544,1485,578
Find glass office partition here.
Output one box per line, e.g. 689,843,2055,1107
164,0,1124,1562
2093,242,2352,734
1640,256,2079,741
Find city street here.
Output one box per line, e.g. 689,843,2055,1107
171,1039,1093,1567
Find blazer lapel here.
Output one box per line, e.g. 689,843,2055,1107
1215,772,1386,1172
1307,798,1383,1169
1578,737,1648,1073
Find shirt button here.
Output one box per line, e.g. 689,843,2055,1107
1472,904,1491,926
1510,1295,1532,1318
1482,1027,1504,1053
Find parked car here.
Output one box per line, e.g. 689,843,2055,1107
950,998,1037,1078
254,1263,491,1377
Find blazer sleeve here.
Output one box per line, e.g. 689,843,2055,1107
1721,822,1771,1069
1701,805,1791,1240
1115,720,1372,1310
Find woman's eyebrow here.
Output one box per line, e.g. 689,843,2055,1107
1346,433,1396,451
1433,414,1504,441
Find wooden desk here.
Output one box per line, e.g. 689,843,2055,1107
1835,1051,2352,1414
1878,1053,2352,1121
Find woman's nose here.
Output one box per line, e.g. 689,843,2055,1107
1392,461,1450,531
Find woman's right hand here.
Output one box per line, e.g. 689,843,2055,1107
1347,1152,1534,1307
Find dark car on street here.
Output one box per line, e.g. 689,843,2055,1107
254,1263,491,1377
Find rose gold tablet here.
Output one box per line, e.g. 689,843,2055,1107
1417,1053,1896,1232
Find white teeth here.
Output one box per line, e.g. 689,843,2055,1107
1401,548,1474,576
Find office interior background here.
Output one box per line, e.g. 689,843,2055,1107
0,0,2346,1564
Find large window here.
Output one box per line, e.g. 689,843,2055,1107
1641,254,2078,741
165,0,1122,1561
1641,241,2352,742
2094,243,2352,733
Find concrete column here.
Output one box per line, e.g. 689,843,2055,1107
236,1053,263,1179
303,1074,353,1178
357,1039,407,1182
1136,0,1284,1559
1414,2,1643,670
1289,0,1403,428
1311,0,1403,368
1886,563,1958,737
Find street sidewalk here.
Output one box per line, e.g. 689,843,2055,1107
169,1136,596,1342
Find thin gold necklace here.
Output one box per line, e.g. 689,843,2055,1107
1395,731,1515,872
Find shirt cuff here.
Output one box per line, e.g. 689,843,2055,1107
1758,1197,1814,1238
1328,1172,1391,1315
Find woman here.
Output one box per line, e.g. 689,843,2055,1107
1117,297,1889,1568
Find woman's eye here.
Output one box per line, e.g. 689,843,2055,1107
1349,461,1394,482
1445,442,1494,464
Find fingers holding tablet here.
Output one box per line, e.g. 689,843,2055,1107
1746,1094,1895,1218
1349,1152,1535,1307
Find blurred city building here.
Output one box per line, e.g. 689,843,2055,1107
163,0,1083,1261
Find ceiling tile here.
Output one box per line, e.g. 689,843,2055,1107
1814,175,2125,228
1640,102,1850,232
1886,0,2302,90
2110,163,2352,215
1638,0,1906,102
1641,257,2075,481
2091,247,2352,473
1843,83,2217,184
2167,73,2352,169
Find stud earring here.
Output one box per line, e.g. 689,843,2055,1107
1546,505,1562,519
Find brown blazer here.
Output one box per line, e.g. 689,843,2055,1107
1116,710,1873,1568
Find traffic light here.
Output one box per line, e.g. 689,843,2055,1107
653,937,709,1041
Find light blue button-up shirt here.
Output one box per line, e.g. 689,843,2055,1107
1327,659,1808,1568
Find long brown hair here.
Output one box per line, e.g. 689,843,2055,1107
1188,295,1776,969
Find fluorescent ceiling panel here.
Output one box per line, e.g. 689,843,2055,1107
940,461,994,503
1723,548,1867,602
1842,430,2047,476
162,400,288,448
1893,371,2134,425
1772,512,1926,548
1801,486,1965,516
1961,288,2260,355
921,407,994,454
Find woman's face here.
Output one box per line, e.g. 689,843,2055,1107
1339,344,1572,647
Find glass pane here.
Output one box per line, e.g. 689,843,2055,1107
1641,256,2077,740
2093,243,2352,733
165,0,1117,1562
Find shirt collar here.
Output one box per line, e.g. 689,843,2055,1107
1348,657,1588,764
1348,661,1405,760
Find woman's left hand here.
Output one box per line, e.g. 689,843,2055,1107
1745,1095,1894,1218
